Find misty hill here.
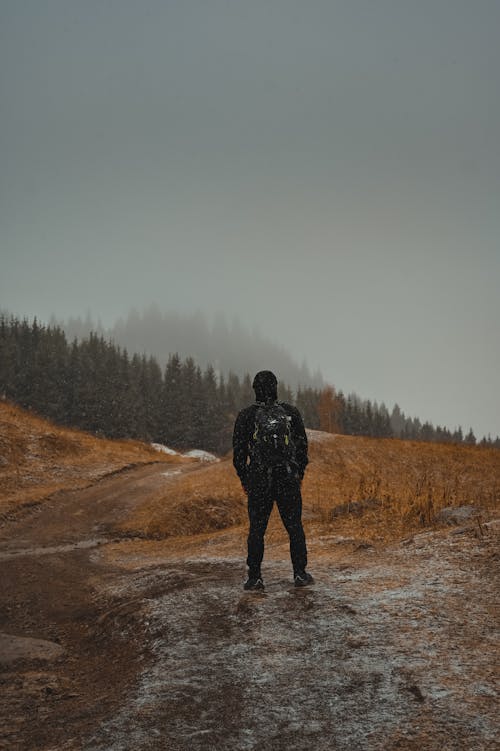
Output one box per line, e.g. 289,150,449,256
2,313,499,451
56,306,324,391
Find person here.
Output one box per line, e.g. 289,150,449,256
232,370,314,590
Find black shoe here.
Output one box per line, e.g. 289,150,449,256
243,575,265,591
294,571,314,587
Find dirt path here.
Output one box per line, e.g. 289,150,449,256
0,465,498,751
0,463,200,554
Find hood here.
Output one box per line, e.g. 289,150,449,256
252,370,278,404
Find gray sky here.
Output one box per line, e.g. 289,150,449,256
1,1,499,438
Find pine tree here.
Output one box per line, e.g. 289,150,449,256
0,314,19,400
143,356,164,441
465,428,476,445
390,404,405,438
162,353,183,446
240,374,254,409
280,383,294,404
420,421,435,442
202,365,227,453
317,386,343,433
296,386,321,429
179,358,203,447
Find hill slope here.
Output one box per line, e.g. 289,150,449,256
2,400,498,544
119,429,500,545
0,401,186,514
59,307,324,390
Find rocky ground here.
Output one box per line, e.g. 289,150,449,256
0,463,498,751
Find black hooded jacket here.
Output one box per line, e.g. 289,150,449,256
232,371,309,485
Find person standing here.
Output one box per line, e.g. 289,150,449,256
232,370,314,590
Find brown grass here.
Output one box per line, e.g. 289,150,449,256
302,431,500,542
117,461,247,538
0,400,185,514
2,401,498,546
120,430,500,545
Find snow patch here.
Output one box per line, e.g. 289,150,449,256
150,443,179,455
161,469,182,478
151,443,219,462
306,429,338,443
183,449,219,462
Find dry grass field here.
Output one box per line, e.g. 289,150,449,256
2,398,499,543
0,400,186,515
119,426,500,545
302,429,500,542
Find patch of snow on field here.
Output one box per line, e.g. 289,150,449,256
151,443,219,462
306,429,337,443
183,449,219,462
150,443,179,455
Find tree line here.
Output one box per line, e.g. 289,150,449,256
56,305,324,393
312,386,497,447
1,314,498,453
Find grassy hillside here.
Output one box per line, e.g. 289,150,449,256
120,429,500,544
0,400,186,513
2,399,498,544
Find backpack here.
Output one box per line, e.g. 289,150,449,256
251,402,296,467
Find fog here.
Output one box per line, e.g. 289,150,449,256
57,307,324,391
1,1,499,438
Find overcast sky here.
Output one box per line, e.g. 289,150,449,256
1,1,499,438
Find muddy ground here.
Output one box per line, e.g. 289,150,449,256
0,464,498,751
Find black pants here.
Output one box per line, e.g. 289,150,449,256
246,467,307,575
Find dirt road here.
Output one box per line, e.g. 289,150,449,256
0,464,498,750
